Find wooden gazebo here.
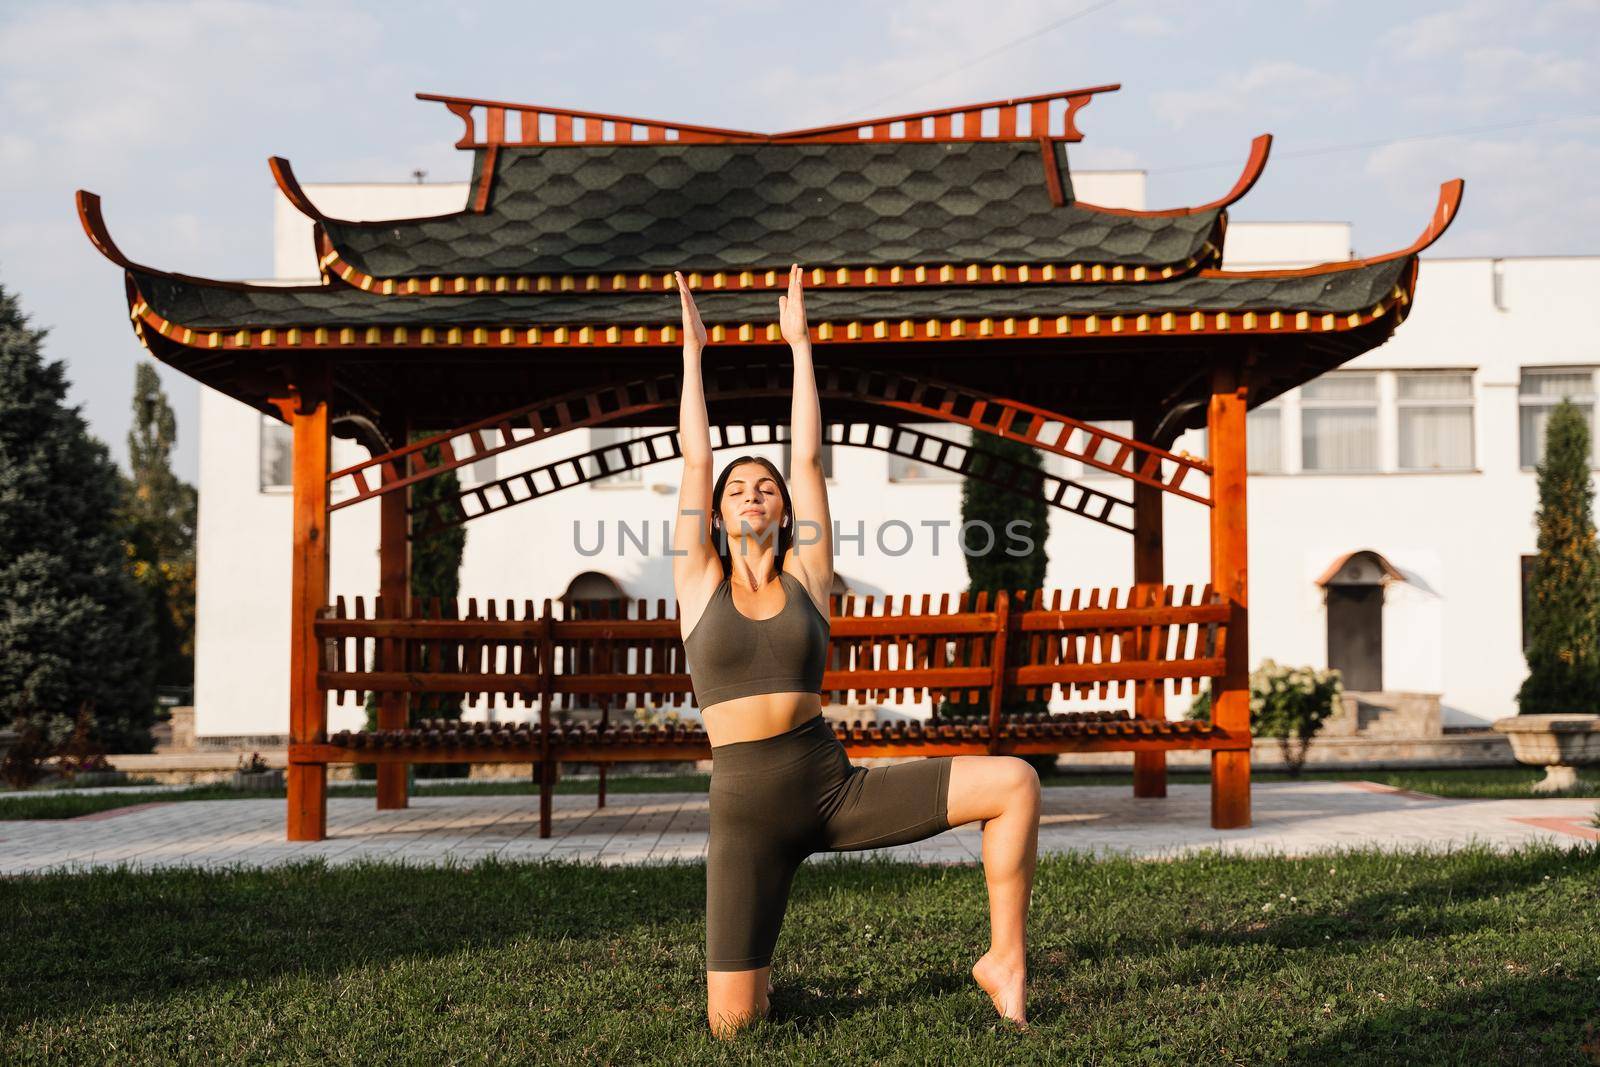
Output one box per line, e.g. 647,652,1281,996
78,84,1461,841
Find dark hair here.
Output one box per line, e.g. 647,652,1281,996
709,455,793,578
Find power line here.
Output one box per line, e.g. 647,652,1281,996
860,0,1122,113
1151,112,1600,175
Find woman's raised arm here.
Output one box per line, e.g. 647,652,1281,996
671,273,721,613
778,264,833,604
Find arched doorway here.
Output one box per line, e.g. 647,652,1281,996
561,571,628,619
1315,550,1406,692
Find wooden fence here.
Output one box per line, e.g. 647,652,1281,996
315,583,1227,715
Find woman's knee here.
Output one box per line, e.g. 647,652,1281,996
1004,757,1041,803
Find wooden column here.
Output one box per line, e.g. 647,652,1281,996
285,361,332,841
1208,357,1252,829
376,415,411,810
537,601,555,838
1132,406,1166,798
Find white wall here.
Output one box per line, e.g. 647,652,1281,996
189,176,1598,736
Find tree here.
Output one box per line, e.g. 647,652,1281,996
1517,398,1600,714
117,361,197,691
940,431,1053,773
958,431,1050,598
358,433,469,778
0,282,157,784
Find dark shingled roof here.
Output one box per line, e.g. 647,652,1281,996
318,142,1222,278
132,259,1406,331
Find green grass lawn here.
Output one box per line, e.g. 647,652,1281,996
2,844,1596,1064
5,765,1600,821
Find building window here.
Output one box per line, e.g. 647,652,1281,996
887,422,969,482
1519,367,1597,469
589,426,645,486
1246,401,1284,473
781,438,834,479
1301,372,1378,472
259,414,293,492
1397,371,1474,470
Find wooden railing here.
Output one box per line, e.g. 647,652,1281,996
418,85,1120,149
315,583,1227,717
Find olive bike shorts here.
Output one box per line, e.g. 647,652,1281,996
705,713,955,972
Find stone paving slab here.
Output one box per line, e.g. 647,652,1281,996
1,781,1596,876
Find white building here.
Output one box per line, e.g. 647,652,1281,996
190,169,1600,740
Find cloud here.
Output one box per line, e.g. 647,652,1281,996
0,0,380,178
1120,13,1175,36
1364,122,1600,255
1152,62,1352,127
748,0,1116,129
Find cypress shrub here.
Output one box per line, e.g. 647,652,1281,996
1516,397,1600,714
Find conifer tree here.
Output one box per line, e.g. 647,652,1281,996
960,431,1050,598
1517,398,1600,713
118,361,197,690
0,282,157,780
358,434,468,778
941,431,1051,754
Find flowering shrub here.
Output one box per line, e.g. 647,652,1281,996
1186,659,1343,776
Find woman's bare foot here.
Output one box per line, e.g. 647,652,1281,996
971,949,1029,1028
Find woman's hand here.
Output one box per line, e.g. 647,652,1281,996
777,263,809,348
675,270,708,354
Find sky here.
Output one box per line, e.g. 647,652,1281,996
1,0,1596,484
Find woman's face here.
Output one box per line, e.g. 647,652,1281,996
718,462,784,545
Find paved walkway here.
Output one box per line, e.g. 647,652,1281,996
2,780,1596,875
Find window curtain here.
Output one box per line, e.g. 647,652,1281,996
1246,406,1282,473
259,413,293,490
1519,370,1596,468
1301,374,1378,472
1398,372,1473,470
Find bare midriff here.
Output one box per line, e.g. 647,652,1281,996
702,692,823,748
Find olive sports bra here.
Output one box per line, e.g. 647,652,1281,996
681,571,831,709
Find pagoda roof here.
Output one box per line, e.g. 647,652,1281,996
76,86,1463,439
123,257,1408,337
284,139,1253,284
273,88,1274,290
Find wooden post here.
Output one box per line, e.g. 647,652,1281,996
537,600,555,838
377,415,411,810
1208,357,1251,829
986,590,1010,754
1132,406,1167,798
285,361,332,841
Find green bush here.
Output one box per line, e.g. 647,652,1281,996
1187,659,1343,776
1517,397,1600,714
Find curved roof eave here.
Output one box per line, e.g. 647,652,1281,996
1075,134,1274,218
76,189,339,296
1197,179,1464,281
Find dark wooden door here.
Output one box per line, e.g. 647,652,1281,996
1327,585,1382,691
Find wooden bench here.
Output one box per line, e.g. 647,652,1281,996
298,584,1248,835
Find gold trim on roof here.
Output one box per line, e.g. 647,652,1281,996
135,297,1399,352
313,248,1209,298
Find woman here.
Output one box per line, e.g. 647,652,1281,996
672,265,1041,1039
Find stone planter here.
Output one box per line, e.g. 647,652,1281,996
72,770,130,787
1492,713,1600,793
232,768,285,792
